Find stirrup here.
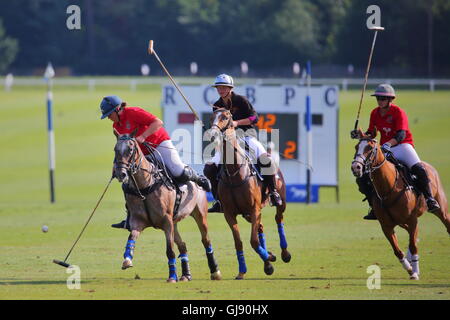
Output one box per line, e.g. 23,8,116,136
111,220,127,229
111,219,130,231
363,208,377,220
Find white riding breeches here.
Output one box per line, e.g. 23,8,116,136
390,143,421,169
153,140,186,177
208,135,267,165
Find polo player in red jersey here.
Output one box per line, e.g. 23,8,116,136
351,84,440,220
100,95,210,229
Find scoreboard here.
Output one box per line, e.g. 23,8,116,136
161,84,339,202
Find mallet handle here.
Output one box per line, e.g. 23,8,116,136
62,177,114,263
148,40,201,123
354,30,380,130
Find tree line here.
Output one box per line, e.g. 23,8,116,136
0,0,449,77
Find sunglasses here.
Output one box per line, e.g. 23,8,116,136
376,96,389,101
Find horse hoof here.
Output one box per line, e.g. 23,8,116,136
235,273,245,280
410,273,419,280
281,250,291,263
122,258,133,270
264,262,274,275
210,270,222,280
268,252,277,262
180,275,192,282
167,278,178,283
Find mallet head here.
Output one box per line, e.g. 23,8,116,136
369,26,385,31
53,259,71,268
148,40,154,55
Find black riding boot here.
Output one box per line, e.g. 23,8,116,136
178,166,211,192
356,174,376,220
259,155,282,207
265,174,282,207
111,204,131,231
203,164,222,213
411,163,440,213
258,154,283,207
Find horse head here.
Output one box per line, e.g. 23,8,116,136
351,138,383,178
210,108,233,134
114,134,140,184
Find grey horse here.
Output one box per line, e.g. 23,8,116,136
113,134,222,282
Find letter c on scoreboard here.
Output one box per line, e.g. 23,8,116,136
324,87,337,107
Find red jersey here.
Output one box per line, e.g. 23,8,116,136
113,107,170,154
367,104,414,147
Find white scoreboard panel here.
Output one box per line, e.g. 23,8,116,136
161,84,339,202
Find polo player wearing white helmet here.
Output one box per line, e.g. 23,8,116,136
203,74,282,213
351,84,440,220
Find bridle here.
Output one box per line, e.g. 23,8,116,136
353,139,387,175
210,109,253,185
354,139,400,205
114,136,153,199
115,136,145,176
210,109,233,133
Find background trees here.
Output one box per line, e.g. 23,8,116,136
0,0,448,76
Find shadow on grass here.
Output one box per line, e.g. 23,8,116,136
0,279,95,286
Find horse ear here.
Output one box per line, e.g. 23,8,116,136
130,128,138,138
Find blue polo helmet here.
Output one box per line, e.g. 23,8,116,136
100,95,122,119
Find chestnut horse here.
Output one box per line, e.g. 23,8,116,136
351,138,450,280
113,134,222,282
209,108,291,279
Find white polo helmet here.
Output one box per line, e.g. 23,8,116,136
212,74,234,88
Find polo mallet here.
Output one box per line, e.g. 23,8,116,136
354,26,385,131
148,40,202,124
53,177,114,268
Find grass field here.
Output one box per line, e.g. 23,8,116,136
0,82,449,300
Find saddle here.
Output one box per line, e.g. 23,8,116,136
121,148,183,217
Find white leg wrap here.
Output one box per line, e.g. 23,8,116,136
410,254,420,275
400,257,412,274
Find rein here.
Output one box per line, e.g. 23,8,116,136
365,143,403,209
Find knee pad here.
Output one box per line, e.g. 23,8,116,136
258,154,276,175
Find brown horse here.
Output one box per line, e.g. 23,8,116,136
351,138,450,280
209,108,291,279
113,134,222,282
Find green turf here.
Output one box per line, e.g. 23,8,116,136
0,83,449,300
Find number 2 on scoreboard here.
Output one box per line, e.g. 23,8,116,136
283,141,297,159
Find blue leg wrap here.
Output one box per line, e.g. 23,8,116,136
255,245,269,261
258,232,266,250
168,258,177,281
178,253,189,262
205,244,214,254
236,251,247,274
123,240,135,260
277,223,288,249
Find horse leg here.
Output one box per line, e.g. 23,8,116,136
122,230,140,270
258,224,276,262
191,207,222,280
430,193,450,235
275,205,291,263
250,212,275,276
162,216,178,283
380,224,413,277
173,225,192,282
224,213,247,280
406,219,420,280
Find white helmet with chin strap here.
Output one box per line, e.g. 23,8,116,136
212,74,234,88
